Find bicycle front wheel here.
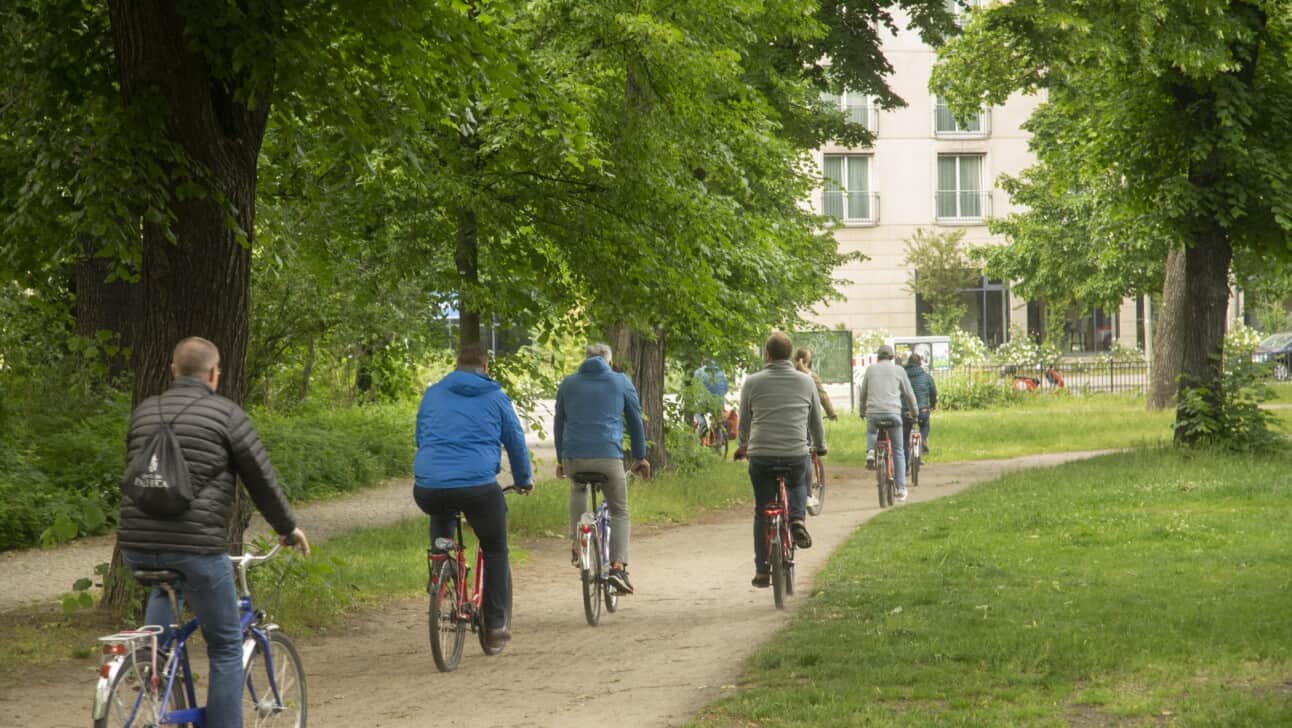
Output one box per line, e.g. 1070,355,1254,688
94,649,172,728
244,630,307,727
770,521,787,610
581,530,603,626
429,560,467,672
807,456,825,516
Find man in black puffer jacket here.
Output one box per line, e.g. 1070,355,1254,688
119,336,308,728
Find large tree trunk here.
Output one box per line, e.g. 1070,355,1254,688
610,326,669,472
73,236,136,382
1148,247,1187,410
102,0,276,614
1172,226,1233,445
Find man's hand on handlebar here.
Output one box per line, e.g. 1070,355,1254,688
733,446,748,461
514,482,534,495
280,527,310,556
631,458,652,480
814,447,828,457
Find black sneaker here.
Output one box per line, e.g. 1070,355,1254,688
751,571,771,588
607,566,634,594
790,521,812,549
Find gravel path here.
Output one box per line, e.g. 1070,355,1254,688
5,450,1112,728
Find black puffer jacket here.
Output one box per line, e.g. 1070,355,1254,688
117,377,296,554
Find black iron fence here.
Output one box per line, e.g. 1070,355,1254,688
945,360,1150,394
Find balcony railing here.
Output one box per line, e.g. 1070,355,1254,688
934,190,992,222
844,103,879,134
823,190,880,225
933,104,991,137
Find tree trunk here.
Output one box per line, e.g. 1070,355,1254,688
1172,227,1233,445
1148,248,1187,410
74,235,136,381
298,336,315,402
610,326,669,472
101,0,277,614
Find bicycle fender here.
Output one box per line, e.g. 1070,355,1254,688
92,657,126,721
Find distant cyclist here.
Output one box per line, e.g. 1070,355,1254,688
860,344,919,502
793,347,838,421
733,331,826,588
901,351,938,458
555,343,651,595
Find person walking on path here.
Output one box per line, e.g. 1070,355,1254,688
793,347,838,420
554,343,651,595
413,343,533,651
902,351,938,457
860,344,919,502
733,331,827,588
119,337,310,728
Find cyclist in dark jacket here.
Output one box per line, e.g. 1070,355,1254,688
902,352,938,456
119,337,308,728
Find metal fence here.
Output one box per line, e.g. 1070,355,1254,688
944,360,1150,394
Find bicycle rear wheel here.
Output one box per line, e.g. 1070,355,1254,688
93,649,174,728
876,450,890,508
244,630,307,727
429,560,467,672
770,520,787,610
582,530,603,626
909,438,921,489
807,456,825,516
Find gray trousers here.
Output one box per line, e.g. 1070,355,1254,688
564,458,630,566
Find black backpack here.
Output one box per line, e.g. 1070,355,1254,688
120,395,205,518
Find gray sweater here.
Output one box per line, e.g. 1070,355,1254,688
858,361,919,418
738,360,826,456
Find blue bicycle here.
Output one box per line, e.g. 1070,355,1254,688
92,544,305,727
572,471,620,626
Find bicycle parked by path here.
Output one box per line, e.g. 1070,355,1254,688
92,543,306,728
572,471,622,626
875,429,897,509
427,486,517,672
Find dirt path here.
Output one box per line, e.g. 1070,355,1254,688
3,450,1109,727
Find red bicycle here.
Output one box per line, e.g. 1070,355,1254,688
875,427,897,508
762,466,797,609
427,486,517,672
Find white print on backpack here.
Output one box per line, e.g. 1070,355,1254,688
133,455,172,489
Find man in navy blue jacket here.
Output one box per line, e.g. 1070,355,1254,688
413,343,532,650
554,343,650,594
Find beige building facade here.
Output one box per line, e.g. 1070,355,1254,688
808,5,1146,354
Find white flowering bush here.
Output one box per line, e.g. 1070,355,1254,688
949,328,990,365
1092,341,1146,365
1224,319,1264,357
853,328,893,357
990,326,1061,368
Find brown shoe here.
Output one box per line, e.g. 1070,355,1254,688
484,625,511,652
751,571,771,588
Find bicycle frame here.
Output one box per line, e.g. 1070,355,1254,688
762,473,793,573
577,483,612,578
428,512,486,627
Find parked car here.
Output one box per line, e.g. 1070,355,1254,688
1253,332,1292,380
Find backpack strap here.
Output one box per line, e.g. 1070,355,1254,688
159,391,209,430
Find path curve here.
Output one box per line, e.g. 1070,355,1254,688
4,450,1111,727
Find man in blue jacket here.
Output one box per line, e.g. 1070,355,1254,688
413,343,532,650
555,343,651,594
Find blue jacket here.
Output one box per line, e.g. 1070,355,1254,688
693,364,728,397
902,364,939,410
555,356,648,461
414,369,532,489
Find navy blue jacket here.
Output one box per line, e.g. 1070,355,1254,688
554,356,648,460
414,369,532,489
902,364,939,410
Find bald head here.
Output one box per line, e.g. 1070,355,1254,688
172,337,220,378
765,331,792,362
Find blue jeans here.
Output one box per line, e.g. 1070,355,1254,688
413,483,511,630
122,550,243,728
867,414,907,493
748,455,810,572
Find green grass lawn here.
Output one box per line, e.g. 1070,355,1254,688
827,393,1174,465
691,447,1292,727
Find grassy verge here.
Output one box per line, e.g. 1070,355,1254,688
827,393,1173,465
692,448,1292,726
0,458,750,673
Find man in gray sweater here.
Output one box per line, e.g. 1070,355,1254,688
859,344,919,502
733,331,827,588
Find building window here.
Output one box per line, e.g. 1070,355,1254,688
915,276,1010,347
822,154,876,223
821,90,877,133
946,0,982,25
1026,301,1121,353
936,154,989,221
934,95,989,137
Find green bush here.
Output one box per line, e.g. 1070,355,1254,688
936,372,1025,410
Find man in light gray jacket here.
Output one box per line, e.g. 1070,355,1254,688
859,344,919,502
733,331,827,588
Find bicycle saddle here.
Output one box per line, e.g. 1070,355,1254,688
132,569,183,587
571,472,608,484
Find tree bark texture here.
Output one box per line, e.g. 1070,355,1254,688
1172,225,1233,445
610,326,670,472
102,0,277,612
1148,248,1187,410
74,234,136,381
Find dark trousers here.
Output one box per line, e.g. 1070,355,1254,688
413,483,510,629
748,455,810,572
902,408,931,451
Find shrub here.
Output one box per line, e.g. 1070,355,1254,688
937,372,1025,411
949,328,990,365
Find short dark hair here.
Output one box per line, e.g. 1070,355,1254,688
173,337,220,377
457,343,489,369
908,352,922,366
765,331,793,361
